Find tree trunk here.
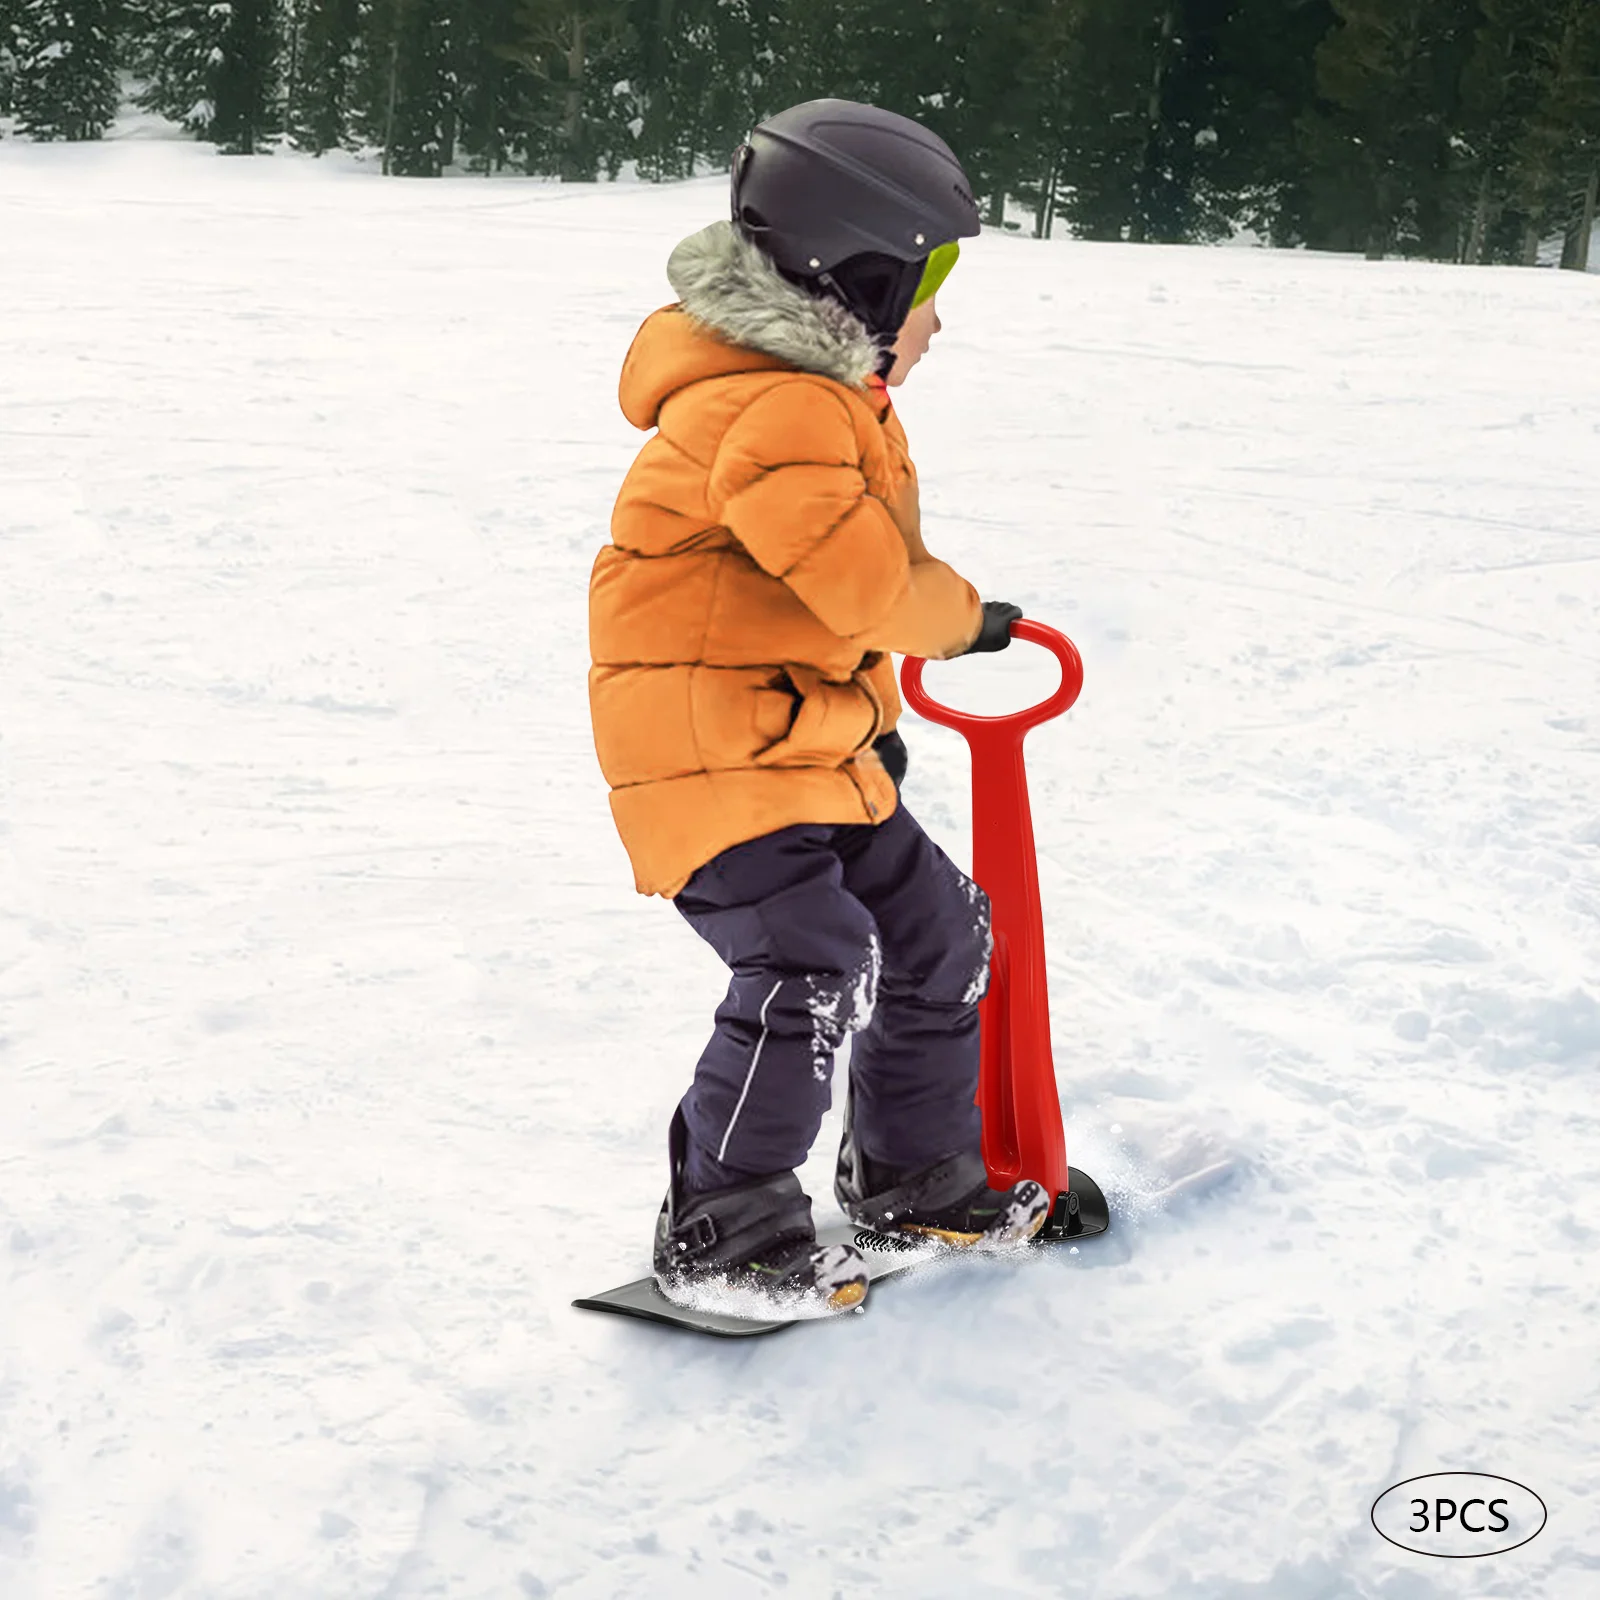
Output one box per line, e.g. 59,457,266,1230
283,0,303,142
1564,167,1597,272
1520,217,1541,266
382,22,401,176
986,187,1006,227
1364,204,1389,260
1034,159,1058,239
1465,167,1493,264
562,10,586,180
485,75,500,174
1132,2,1178,244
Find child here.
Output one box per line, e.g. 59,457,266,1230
590,99,1048,1315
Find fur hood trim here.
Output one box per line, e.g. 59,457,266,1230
666,221,883,390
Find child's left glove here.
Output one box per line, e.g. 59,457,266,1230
965,600,1024,653
873,730,909,789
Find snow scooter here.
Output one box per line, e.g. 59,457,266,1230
574,618,1108,1336
900,617,1110,1245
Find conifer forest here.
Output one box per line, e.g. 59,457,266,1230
2,1,1596,267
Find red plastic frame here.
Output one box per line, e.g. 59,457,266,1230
900,620,1084,1199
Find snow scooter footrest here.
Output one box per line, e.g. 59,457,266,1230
1038,1167,1111,1242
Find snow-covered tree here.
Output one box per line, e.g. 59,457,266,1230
354,0,455,175
9,0,120,140
1,0,20,124
288,0,359,151
455,0,537,173
134,0,280,153
497,0,631,180
1454,0,1557,263
617,0,764,183
1519,0,1600,270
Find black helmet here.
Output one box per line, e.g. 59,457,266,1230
731,99,980,341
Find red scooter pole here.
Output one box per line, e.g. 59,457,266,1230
901,619,1109,1242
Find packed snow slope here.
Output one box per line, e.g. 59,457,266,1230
3,135,1599,1600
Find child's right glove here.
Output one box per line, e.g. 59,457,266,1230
872,729,909,789
965,600,1024,654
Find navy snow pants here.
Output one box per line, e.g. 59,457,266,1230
673,804,992,1195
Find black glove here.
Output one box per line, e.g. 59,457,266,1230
965,600,1023,654
872,729,908,789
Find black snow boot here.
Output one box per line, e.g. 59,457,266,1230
834,1093,1049,1248
653,1111,869,1315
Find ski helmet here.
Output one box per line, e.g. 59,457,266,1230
731,99,980,339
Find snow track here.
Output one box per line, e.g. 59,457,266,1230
2,133,1598,1597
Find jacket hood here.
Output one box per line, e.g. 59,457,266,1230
667,221,883,390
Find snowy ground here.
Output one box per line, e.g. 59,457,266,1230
2,132,1599,1600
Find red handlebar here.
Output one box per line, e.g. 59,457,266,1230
900,619,1083,735
899,620,1083,1199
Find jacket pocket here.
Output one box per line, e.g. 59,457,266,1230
753,665,881,769
687,665,802,772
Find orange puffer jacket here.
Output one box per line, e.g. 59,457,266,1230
590,221,982,897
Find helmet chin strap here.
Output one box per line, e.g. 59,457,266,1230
813,268,899,379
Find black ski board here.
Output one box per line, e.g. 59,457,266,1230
573,1166,1113,1338
572,1221,931,1339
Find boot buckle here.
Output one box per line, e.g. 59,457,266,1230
673,1213,719,1259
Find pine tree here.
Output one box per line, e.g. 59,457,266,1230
863,0,990,206
927,0,1050,230
609,0,749,180
1207,0,1338,246
496,0,627,179
355,0,454,174
1299,0,1482,258
673,0,767,175
1453,0,1600,266
455,0,531,172
760,0,871,113
213,0,279,149
288,0,359,151
133,0,282,153
1014,0,1084,237
617,0,681,176
10,0,120,140
1518,0,1600,269
1,0,21,124
1455,0,1553,262
1042,0,1234,245
1055,0,1134,231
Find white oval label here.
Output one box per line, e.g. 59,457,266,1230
1372,1473,1547,1558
